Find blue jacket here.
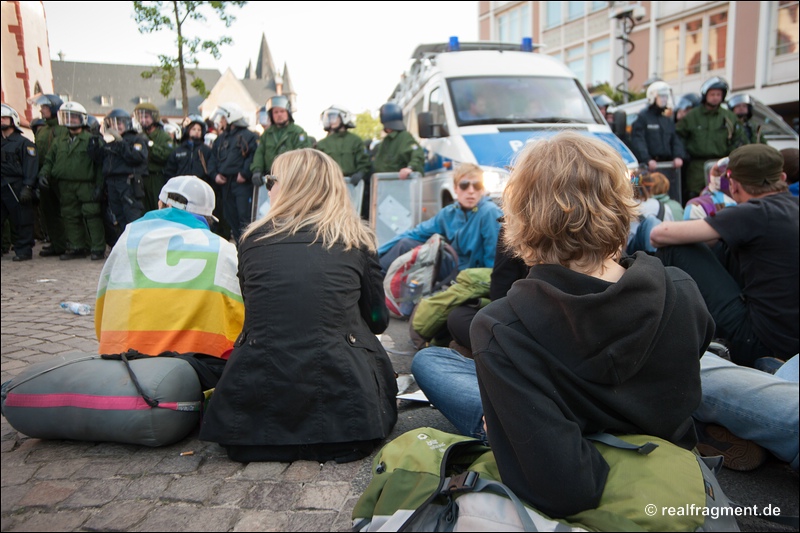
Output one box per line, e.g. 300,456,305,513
379,196,502,270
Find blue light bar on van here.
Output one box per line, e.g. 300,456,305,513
449,36,460,51
521,37,533,52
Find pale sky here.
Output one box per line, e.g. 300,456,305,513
42,1,479,139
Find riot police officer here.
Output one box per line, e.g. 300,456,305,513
39,102,105,260
1,104,38,261
630,81,686,173
728,94,767,145
208,102,258,243
94,109,149,229
372,103,424,179
250,95,313,185
30,93,67,257
133,102,173,211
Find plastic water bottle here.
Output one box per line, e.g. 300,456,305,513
60,301,92,316
399,279,423,316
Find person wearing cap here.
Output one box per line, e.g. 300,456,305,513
651,143,799,368
133,103,174,212
96,175,243,388
372,102,424,179
1,103,38,261
250,95,313,190
676,76,746,200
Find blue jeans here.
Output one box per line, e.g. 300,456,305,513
626,214,662,254
695,353,799,471
411,347,486,440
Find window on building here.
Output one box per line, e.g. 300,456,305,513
138,96,151,104
658,11,727,84
174,98,183,108
589,38,611,86
58,94,70,102
546,1,562,28
33,82,42,95
566,45,586,83
775,1,799,56
100,95,113,107
568,1,585,20
590,1,607,12
496,3,532,43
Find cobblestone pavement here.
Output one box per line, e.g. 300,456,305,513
1,244,797,532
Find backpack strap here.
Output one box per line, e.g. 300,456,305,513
443,472,540,532
656,199,665,221
585,432,659,455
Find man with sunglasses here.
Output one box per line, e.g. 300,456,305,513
377,163,502,274
650,144,798,369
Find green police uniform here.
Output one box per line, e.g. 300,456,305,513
677,105,746,196
316,130,371,177
41,130,105,255
35,117,69,254
372,130,424,174
142,126,174,212
251,123,313,174
741,119,768,145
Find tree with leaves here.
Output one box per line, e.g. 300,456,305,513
353,110,383,142
133,1,246,118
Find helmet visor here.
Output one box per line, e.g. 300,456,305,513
321,109,342,130
58,109,86,128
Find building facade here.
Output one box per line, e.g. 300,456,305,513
479,1,799,122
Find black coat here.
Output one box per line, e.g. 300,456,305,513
472,252,714,518
200,226,397,459
630,105,687,163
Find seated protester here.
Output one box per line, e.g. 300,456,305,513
641,171,683,221
783,147,799,197
96,175,243,388
471,132,714,518
626,173,673,255
683,162,736,220
200,149,397,464
378,163,503,273
651,144,799,367
695,353,798,472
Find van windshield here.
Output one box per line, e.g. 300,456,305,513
449,76,600,127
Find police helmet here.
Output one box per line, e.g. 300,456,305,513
163,121,182,141
700,76,729,103
30,94,64,117
57,101,88,128
134,102,161,128
256,106,270,128
212,102,248,129
593,94,615,110
646,81,674,110
642,76,664,90
727,94,753,119
321,105,354,131
104,108,133,133
183,114,207,138
31,117,46,134
86,115,101,135
266,95,293,124
379,103,405,131
1,103,21,130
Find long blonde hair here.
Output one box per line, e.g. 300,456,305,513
502,132,638,272
241,148,377,252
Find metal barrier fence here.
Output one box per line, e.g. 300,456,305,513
368,172,423,249
250,176,365,223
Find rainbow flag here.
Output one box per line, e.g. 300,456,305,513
96,208,244,358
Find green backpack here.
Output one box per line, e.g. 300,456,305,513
352,427,739,532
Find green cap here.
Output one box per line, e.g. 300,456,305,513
728,144,784,187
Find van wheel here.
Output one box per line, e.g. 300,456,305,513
442,191,454,208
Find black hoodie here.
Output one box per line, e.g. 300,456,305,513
472,252,714,518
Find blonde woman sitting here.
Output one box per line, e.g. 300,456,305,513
200,149,397,463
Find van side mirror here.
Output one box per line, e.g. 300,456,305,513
612,110,628,138
419,112,448,138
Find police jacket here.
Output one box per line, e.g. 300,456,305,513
209,126,258,179
315,130,370,177
1,130,38,187
250,123,312,174
630,105,687,163
34,117,67,171
96,131,149,178
742,120,768,145
372,130,424,174
143,126,174,175
163,138,213,184
40,130,102,184
677,105,746,160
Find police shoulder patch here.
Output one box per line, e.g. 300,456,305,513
27,146,37,157
133,143,143,151
148,140,155,147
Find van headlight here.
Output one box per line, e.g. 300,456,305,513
482,168,509,195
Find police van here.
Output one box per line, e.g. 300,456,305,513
387,38,638,219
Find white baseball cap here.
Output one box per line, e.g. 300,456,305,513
159,175,217,221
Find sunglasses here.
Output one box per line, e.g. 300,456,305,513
458,179,484,191
265,175,279,191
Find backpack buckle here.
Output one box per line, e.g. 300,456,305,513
446,471,479,493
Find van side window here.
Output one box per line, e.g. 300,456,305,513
429,87,445,124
